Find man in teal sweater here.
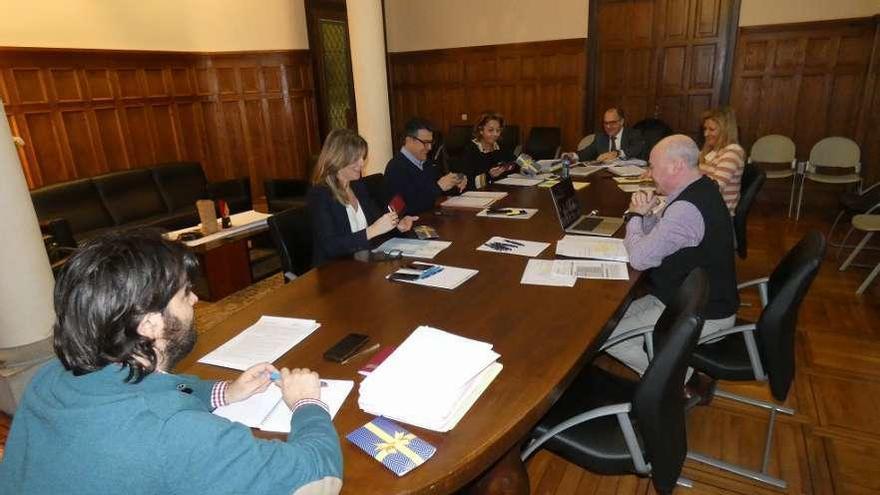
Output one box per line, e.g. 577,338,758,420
0,230,343,494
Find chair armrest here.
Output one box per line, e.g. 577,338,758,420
599,325,655,359
737,277,768,290
521,402,632,461
737,277,769,307
39,218,77,249
698,323,756,344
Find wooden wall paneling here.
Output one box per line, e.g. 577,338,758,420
856,17,880,185
388,39,587,151
0,48,318,195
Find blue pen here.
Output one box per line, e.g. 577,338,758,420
418,265,444,279
270,371,327,387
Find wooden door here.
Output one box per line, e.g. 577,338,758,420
592,0,739,137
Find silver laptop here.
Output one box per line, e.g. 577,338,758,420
549,178,623,237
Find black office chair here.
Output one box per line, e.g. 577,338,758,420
441,125,472,173
266,207,313,282
500,124,520,156
264,178,309,213
686,231,826,489
429,129,445,164
734,162,767,259
522,269,709,495
523,126,562,160
359,173,389,209
632,118,673,158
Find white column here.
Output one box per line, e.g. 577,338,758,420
346,0,393,175
0,99,55,360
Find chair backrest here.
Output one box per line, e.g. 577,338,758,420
267,207,313,278
524,126,562,160
632,268,708,494
734,162,767,259
500,125,520,155
809,137,860,170
577,134,595,151
444,125,472,157
632,118,673,157
757,230,825,401
430,130,445,163
360,173,389,208
749,135,795,165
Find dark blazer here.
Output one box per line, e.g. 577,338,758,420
383,152,444,215
307,180,383,267
452,141,516,190
577,127,646,161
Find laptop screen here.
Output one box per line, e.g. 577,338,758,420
549,178,583,229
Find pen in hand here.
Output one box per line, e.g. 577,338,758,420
269,371,328,387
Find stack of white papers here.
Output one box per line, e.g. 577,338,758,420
608,165,647,177
551,260,630,280
570,165,605,177
495,176,545,186
198,316,320,370
386,263,479,290
440,191,506,209
166,210,271,247
556,235,629,262
372,238,452,259
477,236,550,257
358,326,502,432
213,379,354,432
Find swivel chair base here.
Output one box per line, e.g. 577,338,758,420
687,389,794,490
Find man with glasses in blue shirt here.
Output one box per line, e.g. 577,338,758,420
384,117,466,215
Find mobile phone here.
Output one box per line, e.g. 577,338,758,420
388,272,420,281
323,333,370,363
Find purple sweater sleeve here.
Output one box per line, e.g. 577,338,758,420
624,200,705,271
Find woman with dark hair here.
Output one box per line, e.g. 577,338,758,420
308,129,418,266
454,111,516,189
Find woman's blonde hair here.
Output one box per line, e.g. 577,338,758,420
311,129,368,205
701,107,739,157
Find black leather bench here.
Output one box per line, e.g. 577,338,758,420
32,162,250,248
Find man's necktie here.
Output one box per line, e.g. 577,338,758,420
610,136,617,152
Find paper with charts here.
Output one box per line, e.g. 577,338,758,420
213,379,354,432
551,260,630,280
372,238,452,259
555,235,629,262
520,259,577,287
358,325,502,432
477,236,550,257
198,316,320,371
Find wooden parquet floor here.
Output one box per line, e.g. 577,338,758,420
527,200,880,495
1,199,878,493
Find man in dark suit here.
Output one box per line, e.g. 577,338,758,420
567,107,646,162
384,118,466,215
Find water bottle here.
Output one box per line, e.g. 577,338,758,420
560,157,571,180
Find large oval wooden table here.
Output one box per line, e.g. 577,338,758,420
178,172,641,494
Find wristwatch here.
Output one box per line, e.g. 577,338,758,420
623,211,644,222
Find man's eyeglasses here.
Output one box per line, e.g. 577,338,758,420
408,135,434,147
603,119,621,126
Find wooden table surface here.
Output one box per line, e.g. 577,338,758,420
178,172,642,494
